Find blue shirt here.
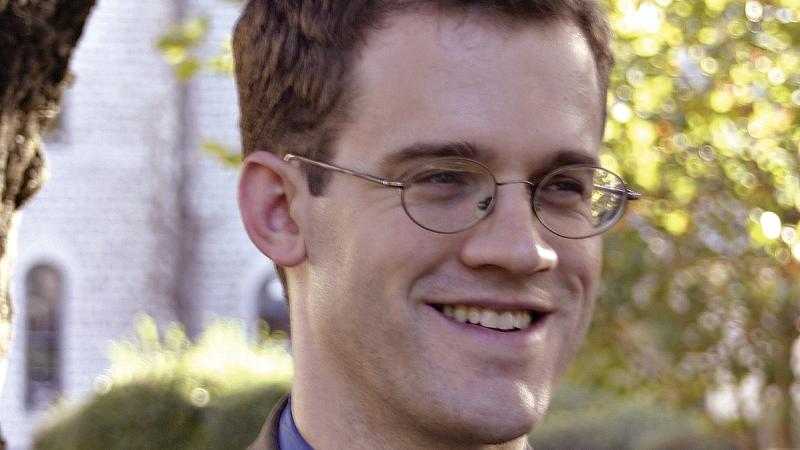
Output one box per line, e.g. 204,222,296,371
277,396,533,450
278,397,315,450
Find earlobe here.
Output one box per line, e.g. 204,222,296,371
238,151,307,267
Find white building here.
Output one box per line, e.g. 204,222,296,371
0,1,287,448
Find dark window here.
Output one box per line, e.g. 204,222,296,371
257,275,289,338
25,264,62,409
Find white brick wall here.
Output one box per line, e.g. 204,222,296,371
186,0,270,332
0,1,271,448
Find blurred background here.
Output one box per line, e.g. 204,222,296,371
0,0,798,448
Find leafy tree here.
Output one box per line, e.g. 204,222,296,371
0,0,96,446
574,1,800,448
160,1,800,448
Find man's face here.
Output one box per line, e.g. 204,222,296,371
296,9,603,446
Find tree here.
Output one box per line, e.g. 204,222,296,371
0,0,97,445
571,1,800,448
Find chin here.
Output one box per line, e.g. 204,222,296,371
434,386,549,445
446,413,540,447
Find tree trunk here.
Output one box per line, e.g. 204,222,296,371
0,0,96,446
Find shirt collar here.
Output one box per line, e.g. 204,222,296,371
277,396,533,450
278,397,315,450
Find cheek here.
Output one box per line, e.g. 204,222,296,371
556,237,602,292
577,238,602,322
583,239,603,296
306,197,446,297
555,237,602,340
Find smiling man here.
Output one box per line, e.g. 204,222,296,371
234,1,638,449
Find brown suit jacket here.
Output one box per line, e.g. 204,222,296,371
247,395,288,450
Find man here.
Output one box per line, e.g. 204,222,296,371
234,1,638,449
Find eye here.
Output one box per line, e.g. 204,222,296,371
535,173,594,210
542,177,587,195
415,170,471,185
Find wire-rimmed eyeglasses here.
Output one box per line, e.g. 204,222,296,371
284,154,641,238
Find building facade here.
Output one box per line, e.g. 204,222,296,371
0,1,286,447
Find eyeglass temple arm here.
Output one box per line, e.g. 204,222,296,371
284,154,405,188
594,184,641,200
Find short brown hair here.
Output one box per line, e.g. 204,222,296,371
233,0,613,168
233,0,614,291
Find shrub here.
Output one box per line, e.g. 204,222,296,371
529,384,739,450
33,317,292,450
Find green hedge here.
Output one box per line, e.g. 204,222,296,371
529,385,739,450
33,317,291,450
34,381,287,450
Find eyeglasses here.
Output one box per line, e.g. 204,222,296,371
284,154,641,239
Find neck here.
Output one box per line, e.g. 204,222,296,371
290,349,529,450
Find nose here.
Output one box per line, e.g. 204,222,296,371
459,183,558,274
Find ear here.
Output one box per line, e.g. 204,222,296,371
238,151,307,267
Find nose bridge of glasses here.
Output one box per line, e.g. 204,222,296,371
472,178,556,263
496,179,536,188
488,179,570,238
495,179,536,196
485,180,536,216
486,180,538,222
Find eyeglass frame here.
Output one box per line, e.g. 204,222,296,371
284,153,641,238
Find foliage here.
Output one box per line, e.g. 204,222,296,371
156,11,239,164
202,141,243,168
158,1,800,448
573,1,800,448
529,384,738,449
32,317,291,450
156,16,212,83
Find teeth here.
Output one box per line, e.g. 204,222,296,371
438,305,535,331
467,307,481,324
516,312,532,329
454,306,467,322
497,312,514,330
444,305,454,318
480,310,498,328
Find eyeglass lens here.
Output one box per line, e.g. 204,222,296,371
401,159,495,233
400,159,627,237
533,166,626,238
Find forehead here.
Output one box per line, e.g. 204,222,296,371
336,8,603,170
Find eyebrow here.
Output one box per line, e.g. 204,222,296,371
543,150,599,169
527,150,599,181
381,141,491,167
381,141,599,175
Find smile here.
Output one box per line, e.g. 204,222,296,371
433,304,544,332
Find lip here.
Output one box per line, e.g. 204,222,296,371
423,302,553,351
427,299,555,314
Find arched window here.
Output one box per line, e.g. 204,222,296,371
257,275,290,338
25,263,62,409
